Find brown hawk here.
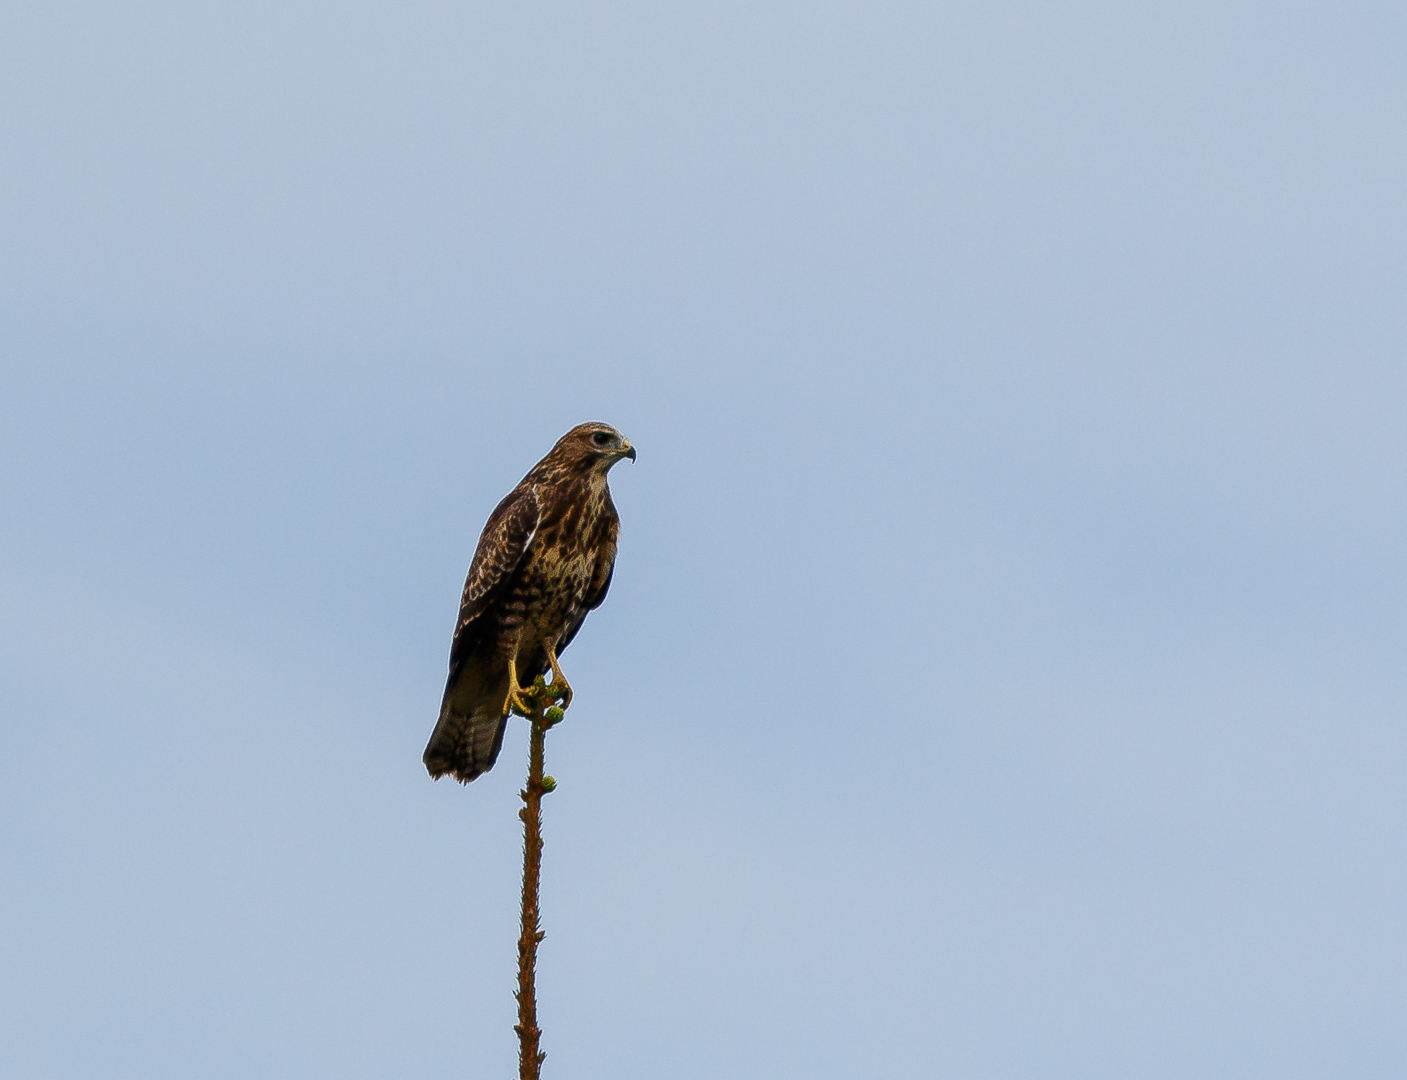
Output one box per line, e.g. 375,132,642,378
423,422,635,783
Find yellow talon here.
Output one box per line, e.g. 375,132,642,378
505,684,535,717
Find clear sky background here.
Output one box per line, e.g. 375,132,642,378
2,2,1405,1077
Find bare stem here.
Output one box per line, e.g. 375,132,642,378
513,681,566,1080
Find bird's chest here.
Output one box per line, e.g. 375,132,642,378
499,479,609,644
515,547,593,624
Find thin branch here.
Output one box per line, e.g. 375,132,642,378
513,678,566,1080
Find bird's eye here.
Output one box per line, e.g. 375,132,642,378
591,432,612,446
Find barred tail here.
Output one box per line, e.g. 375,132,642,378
424,670,510,783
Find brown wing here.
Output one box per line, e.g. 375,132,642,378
423,485,541,783
448,485,541,665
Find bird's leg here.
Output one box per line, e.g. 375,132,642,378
542,638,573,709
502,638,536,717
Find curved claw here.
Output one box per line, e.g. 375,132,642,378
505,685,536,718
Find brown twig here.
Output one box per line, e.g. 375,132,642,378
513,679,566,1080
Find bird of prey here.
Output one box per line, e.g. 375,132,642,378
423,422,635,783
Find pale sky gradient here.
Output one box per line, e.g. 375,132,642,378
3,3,1406,1077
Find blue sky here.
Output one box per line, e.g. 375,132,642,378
3,2,1406,1077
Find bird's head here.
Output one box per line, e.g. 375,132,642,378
557,422,636,472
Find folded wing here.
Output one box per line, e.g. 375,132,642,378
423,485,541,783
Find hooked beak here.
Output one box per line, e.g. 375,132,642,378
623,440,637,462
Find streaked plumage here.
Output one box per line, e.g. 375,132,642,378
423,422,634,783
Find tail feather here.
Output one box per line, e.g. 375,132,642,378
424,664,510,783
